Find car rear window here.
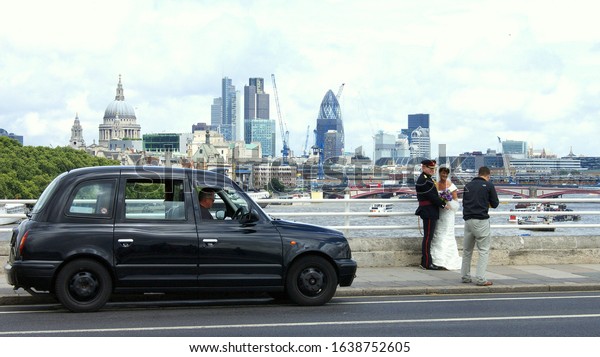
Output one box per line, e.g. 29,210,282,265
66,180,116,217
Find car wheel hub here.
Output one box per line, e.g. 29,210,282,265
69,272,98,300
298,267,325,295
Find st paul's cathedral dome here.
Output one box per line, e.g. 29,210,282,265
98,75,141,147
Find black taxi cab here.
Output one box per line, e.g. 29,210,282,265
4,166,356,312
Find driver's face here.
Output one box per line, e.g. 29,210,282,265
200,195,215,209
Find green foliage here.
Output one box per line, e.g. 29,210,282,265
125,182,165,199
0,137,119,199
268,177,286,193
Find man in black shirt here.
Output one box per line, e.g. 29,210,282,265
461,166,499,286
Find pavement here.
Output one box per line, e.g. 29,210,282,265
2,264,600,306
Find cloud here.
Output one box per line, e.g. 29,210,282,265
1,0,600,158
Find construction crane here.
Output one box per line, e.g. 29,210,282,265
336,83,345,99
303,125,310,157
271,74,289,165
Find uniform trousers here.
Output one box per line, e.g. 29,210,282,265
420,217,437,267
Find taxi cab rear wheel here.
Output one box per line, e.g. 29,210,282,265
54,259,113,313
286,256,338,306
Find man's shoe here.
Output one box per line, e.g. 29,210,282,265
420,264,442,270
476,280,493,286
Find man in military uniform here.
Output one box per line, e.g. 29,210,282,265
414,159,446,270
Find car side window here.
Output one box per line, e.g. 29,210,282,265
67,180,116,217
194,183,251,221
124,179,186,221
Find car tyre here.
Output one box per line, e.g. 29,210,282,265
55,259,112,313
286,256,338,306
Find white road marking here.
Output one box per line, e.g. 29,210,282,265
1,313,600,335
2,294,600,335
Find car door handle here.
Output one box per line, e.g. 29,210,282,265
203,239,218,246
118,238,134,247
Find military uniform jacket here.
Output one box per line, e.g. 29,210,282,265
414,172,445,219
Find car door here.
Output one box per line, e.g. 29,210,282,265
193,181,284,288
113,170,199,288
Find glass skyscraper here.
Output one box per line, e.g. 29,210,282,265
373,130,396,162
244,77,275,157
244,119,276,158
220,77,237,141
315,89,344,160
502,140,528,158
410,126,431,159
407,113,429,144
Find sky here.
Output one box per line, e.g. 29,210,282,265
1,0,600,158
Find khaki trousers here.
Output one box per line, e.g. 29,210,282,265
461,218,491,283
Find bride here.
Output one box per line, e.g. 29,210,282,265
431,167,462,270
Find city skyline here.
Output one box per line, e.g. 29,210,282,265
1,0,600,158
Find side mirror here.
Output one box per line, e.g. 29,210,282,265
215,210,226,220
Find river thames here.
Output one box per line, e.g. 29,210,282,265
261,194,600,238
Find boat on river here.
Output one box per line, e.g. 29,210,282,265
368,203,393,217
517,216,556,232
510,202,580,223
0,203,26,225
245,190,271,208
543,203,581,222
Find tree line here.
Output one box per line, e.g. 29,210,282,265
0,137,118,199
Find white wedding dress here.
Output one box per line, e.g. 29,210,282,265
431,183,462,270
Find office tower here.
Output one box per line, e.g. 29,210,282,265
407,113,429,144
244,78,269,120
373,130,396,163
410,126,430,159
502,140,528,159
220,77,237,141
211,98,222,127
395,133,410,159
244,77,275,157
315,89,344,160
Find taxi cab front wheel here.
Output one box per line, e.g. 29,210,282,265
286,256,338,306
54,259,113,313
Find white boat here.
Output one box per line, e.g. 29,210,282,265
518,216,555,232
0,203,26,225
368,203,393,216
244,191,271,208
290,193,311,205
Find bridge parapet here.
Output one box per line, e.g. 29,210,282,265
349,235,600,267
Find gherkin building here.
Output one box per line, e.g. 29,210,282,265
315,90,344,160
